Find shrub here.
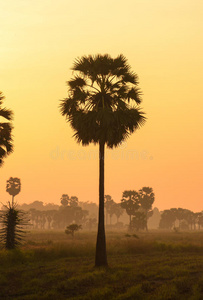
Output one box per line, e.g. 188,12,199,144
65,224,82,238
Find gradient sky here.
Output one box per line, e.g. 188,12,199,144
0,0,202,211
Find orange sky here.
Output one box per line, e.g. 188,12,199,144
0,0,202,211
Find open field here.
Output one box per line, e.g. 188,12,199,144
1,230,203,299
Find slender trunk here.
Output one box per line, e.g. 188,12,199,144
95,142,107,267
146,222,148,232
145,211,148,232
129,214,132,231
12,195,14,207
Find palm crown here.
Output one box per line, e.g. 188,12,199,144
6,177,21,197
0,92,13,166
60,54,145,147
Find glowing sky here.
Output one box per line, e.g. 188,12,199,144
0,0,203,211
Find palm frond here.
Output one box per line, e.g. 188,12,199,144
68,76,87,89
0,108,13,121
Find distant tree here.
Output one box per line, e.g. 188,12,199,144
65,224,82,238
60,194,69,207
45,210,56,229
181,209,195,230
170,208,186,228
29,209,42,229
179,219,189,230
69,196,79,207
74,207,89,224
60,195,79,207
131,211,147,231
79,201,98,219
0,92,13,167
172,207,184,228
29,208,38,229
138,187,155,231
159,209,176,230
52,210,63,229
114,203,124,223
58,205,74,228
104,195,115,225
6,177,21,207
29,200,44,211
86,217,97,231
121,190,140,229
60,54,145,266
39,211,46,229
197,212,203,229
54,203,88,229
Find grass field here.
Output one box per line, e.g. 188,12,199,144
1,230,203,299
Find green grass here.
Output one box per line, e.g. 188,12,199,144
0,230,203,299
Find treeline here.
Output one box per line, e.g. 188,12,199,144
15,196,98,230
12,192,203,232
159,208,203,230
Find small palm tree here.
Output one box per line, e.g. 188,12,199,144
60,54,145,266
0,92,13,166
0,202,27,249
6,177,21,207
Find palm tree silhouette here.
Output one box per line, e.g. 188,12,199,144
6,177,21,207
138,187,155,231
60,54,145,266
121,190,140,229
0,92,13,166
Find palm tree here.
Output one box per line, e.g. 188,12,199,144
60,54,145,266
138,187,155,231
0,202,27,249
121,190,140,229
0,92,13,166
6,177,21,207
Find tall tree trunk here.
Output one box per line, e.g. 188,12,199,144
12,195,14,207
95,142,107,267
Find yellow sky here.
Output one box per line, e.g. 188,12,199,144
0,0,202,211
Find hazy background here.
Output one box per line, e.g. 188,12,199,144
0,0,202,211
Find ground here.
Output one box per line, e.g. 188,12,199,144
0,230,203,299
